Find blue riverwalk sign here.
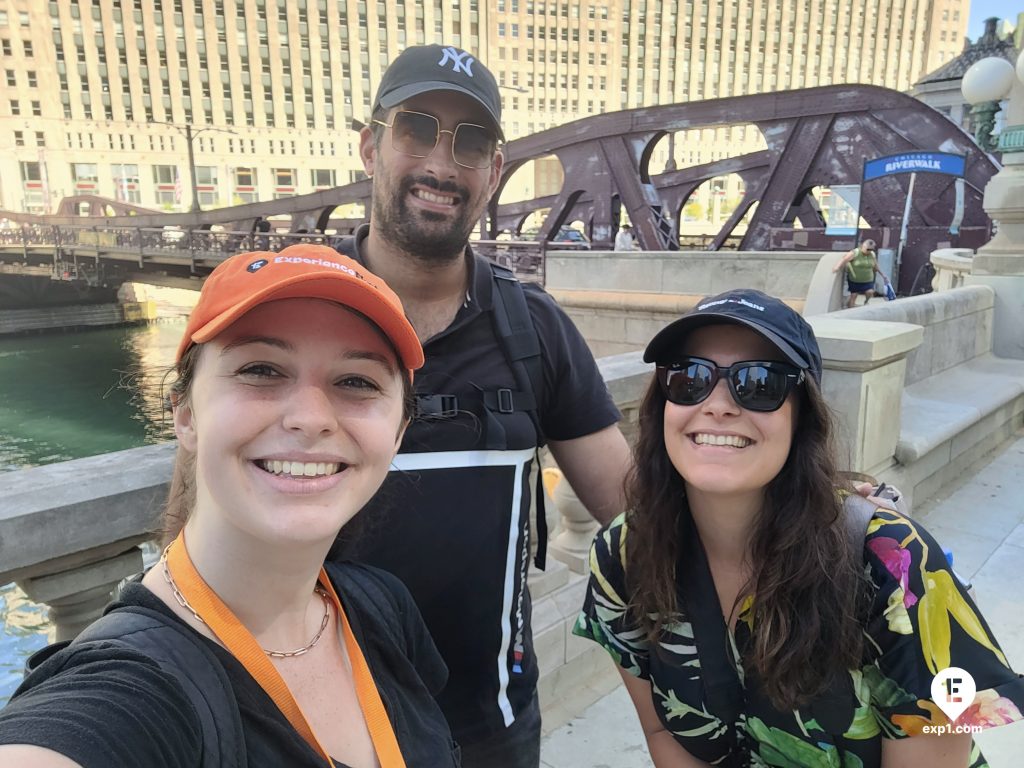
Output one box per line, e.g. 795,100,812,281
863,152,966,182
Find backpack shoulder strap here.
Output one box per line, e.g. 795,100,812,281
488,261,550,569
72,606,246,768
842,492,878,555
805,493,879,737
488,261,544,419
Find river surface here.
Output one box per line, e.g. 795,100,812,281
0,319,186,702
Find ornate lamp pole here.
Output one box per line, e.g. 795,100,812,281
961,48,1024,359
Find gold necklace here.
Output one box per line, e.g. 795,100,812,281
160,545,332,659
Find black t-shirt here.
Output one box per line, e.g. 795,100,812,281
0,562,458,768
335,227,621,745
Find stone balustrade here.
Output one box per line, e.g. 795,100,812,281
930,248,974,292
4,280,1022,728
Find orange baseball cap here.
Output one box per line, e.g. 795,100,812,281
176,244,424,373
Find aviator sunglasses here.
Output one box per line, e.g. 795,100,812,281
656,356,805,413
372,110,499,169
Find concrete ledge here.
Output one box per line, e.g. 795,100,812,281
836,284,994,326
807,317,923,368
0,442,174,578
896,355,1024,464
545,250,823,300
835,286,995,386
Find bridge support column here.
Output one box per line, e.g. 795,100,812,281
16,547,144,641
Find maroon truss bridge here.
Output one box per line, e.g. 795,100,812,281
1,84,998,291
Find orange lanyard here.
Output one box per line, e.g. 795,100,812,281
166,533,407,768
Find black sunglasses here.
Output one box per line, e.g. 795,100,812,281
656,357,805,413
372,110,498,169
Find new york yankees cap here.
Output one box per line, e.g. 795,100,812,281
643,288,823,383
373,44,504,140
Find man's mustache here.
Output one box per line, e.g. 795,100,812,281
402,175,468,199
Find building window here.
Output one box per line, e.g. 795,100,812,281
20,160,42,182
273,167,296,197
24,41,34,57
14,130,24,146
233,166,258,203
31,100,41,116
35,131,45,147
10,100,19,115
72,163,99,189
19,160,45,213
311,168,336,189
5,70,15,86
111,164,141,203
195,165,219,207
152,164,180,207
1,40,11,55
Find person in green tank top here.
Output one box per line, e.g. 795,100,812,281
832,239,890,308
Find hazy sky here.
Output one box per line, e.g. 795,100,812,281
967,0,1016,40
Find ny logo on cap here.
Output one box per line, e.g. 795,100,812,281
437,46,474,77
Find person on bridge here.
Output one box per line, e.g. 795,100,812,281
331,43,632,768
575,288,1024,768
615,223,638,251
833,238,890,308
0,244,458,767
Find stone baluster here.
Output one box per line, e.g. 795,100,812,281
12,546,145,642
547,471,600,574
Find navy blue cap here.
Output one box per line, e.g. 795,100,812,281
373,45,504,140
643,288,823,383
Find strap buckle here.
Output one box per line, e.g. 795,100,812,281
417,394,459,418
496,388,514,414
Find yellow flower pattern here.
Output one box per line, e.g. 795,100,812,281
575,510,1024,767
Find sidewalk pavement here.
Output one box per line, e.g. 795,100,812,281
540,429,1024,768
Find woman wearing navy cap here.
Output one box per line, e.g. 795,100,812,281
575,289,1024,767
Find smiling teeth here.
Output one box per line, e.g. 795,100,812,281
261,460,341,477
694,433,751,448
414,189,456,205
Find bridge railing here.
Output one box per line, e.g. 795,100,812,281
0,224,549,284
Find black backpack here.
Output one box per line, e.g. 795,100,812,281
333,237,549,568
24,605,245,768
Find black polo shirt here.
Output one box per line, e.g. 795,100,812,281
335,225,621,745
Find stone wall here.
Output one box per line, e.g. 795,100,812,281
832,286,993,386
544,250,824,357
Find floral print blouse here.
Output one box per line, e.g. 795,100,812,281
574,507,1024,767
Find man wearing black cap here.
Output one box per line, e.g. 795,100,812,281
331,45,630,767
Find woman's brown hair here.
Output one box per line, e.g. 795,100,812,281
625,366,870,711
160,335,416,545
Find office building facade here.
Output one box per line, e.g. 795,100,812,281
1,0,967,217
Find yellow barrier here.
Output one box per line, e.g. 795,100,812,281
77,231,119,246
121,300,157,322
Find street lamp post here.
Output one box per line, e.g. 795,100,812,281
147,120,238,213
961,48,1024,360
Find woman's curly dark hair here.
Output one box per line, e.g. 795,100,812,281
624,368,870,711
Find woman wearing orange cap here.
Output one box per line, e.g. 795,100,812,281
0,245,457,767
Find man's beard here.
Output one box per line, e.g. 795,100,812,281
372,174,480,264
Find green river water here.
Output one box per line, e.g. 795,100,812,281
0,319,186,701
